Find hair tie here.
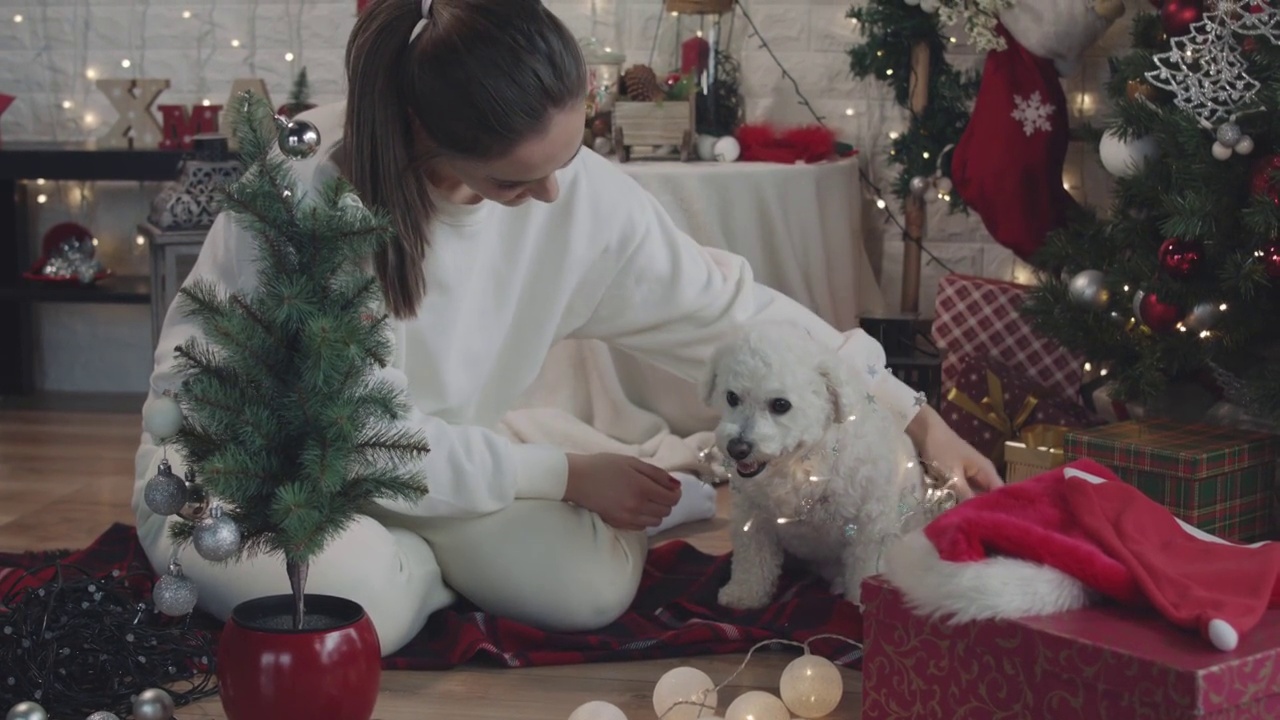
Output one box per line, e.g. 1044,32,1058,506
409,0,432,42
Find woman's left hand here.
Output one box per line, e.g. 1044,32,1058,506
906,405,1003,500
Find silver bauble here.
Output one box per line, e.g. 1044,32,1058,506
86,712,121,720
142,394,183,441
132,689,176,720
1067,269,1110,311
1184,301,1224,332
278,119,321,159
193,506,242,562
908,175,930,197
1216,122,1242,147
5,702,49,720
144,459,188,516
153,562,198,617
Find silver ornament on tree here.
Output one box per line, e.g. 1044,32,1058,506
142,393,184,441
132,688,176,720
1067,269,1111,311
144,458,188,516
177,467,209,521
4,702,48,720
1184,301,1225,332
1211,122,1254,161
153,561,199,617
86,713,120,720
193,505,242,562
908,175,930,197
275,113,321,159
1216,122,1242,146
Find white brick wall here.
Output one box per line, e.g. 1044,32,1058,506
0,0,1133,392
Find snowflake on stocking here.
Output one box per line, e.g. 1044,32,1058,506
1012,91,1054,136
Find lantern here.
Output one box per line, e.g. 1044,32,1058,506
579,37,626,114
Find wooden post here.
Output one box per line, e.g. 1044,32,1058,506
900,42,931,316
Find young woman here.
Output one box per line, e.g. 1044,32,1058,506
135,0,1001,656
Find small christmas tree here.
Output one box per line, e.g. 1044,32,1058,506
278,67,315,118
1023,8,1280,421
166,91,430,628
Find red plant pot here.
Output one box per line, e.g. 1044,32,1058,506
216,594,381,720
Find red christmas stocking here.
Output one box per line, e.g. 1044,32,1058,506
951,26,1077,261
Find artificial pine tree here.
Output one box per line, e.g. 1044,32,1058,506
278,67,316,118
165,91,430,628
1023,8,1280,422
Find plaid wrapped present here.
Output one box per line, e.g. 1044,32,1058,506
941,355,1101,469
1065,419,1280,543
932,273,1086,402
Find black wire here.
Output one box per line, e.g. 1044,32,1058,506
0,561,219,718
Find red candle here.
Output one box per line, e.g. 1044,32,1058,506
681,35,710,75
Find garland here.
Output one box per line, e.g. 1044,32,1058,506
846,0,980,211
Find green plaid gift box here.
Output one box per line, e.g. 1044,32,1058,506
1065,420,1280,543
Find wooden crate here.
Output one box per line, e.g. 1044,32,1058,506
664,0,735,13
612,95,696,162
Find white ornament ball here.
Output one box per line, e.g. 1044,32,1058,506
934,176,953,194
5,702,48,720
132,688,176,720
593,136,614,156
142,394,184,441
724,691,789,720
567,701,628,720
696,134,719,161
918,0,940,11
653,667,718,720
713,136,741,163
1098,128,1158,178
1212,141,1234,161
1237,135,1255,155
779,655,844,718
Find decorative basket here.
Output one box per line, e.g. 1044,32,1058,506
664,0,735,14
148,134,242,231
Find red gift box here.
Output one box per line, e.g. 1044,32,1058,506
932,273,1086,402
861,574,1280,719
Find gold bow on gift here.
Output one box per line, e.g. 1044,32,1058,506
945,369,1038,467
1017,424,1068,452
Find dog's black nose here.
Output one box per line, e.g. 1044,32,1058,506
727,437,753,460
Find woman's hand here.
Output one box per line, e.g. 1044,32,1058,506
564,453,683,531
906,405,1003,500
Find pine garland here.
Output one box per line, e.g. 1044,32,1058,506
1023,13,1280,421
846,1,980,210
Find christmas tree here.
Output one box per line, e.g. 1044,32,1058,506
1023,7,1280,422
165,92,430,628
279,67,315,118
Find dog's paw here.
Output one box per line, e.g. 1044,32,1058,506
718,580,775,610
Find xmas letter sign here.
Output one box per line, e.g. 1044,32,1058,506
95,78,170,149
158,105,222,150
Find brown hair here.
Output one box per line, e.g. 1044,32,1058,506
342,0,587,318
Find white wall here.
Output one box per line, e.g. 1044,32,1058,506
0,0,1132,393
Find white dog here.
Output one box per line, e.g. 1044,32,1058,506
704,324,928,608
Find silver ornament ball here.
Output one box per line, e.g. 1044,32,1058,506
1216,122,1242,147
1067,269,1110,311
1184,301,1224,332
144,460,188,516
193,506,242,562
142,394,184,441
278,119,321,159
153,563,199,617
86,712,121,720
132,689,176,720
5,702,48,720
908,175,930,197
1236,135,1255,155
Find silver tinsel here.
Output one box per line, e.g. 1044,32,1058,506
4,702,48,720
39,237,104,284
1067,269,1110,311
152,562,198,617
143,459,188,517
192,505,242,562
131,689,176,720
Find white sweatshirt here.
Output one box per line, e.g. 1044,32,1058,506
135,103,921,524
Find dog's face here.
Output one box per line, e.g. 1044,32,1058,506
702,325,863,480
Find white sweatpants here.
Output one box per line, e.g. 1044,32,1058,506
137,500,648,656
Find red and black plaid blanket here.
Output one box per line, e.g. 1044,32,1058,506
0,524,864,670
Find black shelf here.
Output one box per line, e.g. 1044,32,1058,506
0,274,150,305
0,142,184,182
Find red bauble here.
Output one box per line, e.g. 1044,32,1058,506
1261,241,1280,279
1242,37,1260,54
1158,237,1203,279
1160,0,1204,36
1251,154,1280,206
1139,292,1183,333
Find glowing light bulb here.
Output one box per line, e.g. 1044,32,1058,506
1100,368,1109,376
885,68,894,76
1177,323,1187,332
1200,330,1212,339
285,52,295,61
876,50,883,56
654,667,718,720
13,13,23,22
1084,362,1093,372
780,655,843,718
36,193,48,204
888,131,900,140
845,108,854,116
182,9,192,18
201,98,211,106
875,198,887,210
85,67,98,79
230,38,241,47
83,112,97,127
1123,285,1131,292
671,10,678,15
1219,303,1228,311
742,519,753,532
135,234,147,246
922,151,930,159
92,237,100,246
35,178,45,185
61,100,73,109
121,58,131,68
949,36,958,43
695,30,703,38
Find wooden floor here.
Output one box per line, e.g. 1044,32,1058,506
0,407,864,719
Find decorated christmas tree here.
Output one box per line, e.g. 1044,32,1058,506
1023,6,1280,421
152,91,430,629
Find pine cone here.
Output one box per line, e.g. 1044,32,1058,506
623,65,664,102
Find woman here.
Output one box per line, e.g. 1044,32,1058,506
135,0,1001,656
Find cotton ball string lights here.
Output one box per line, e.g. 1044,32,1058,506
567,701,628,720
724,691,789,720
779,654,843,718
653,667,718,720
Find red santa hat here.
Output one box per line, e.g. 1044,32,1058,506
883,459,1280,652
950,25,1079,260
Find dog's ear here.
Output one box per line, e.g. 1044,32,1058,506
700,347,722,407
818,357,860,424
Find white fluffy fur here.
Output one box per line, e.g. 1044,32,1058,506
703,324,926,608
